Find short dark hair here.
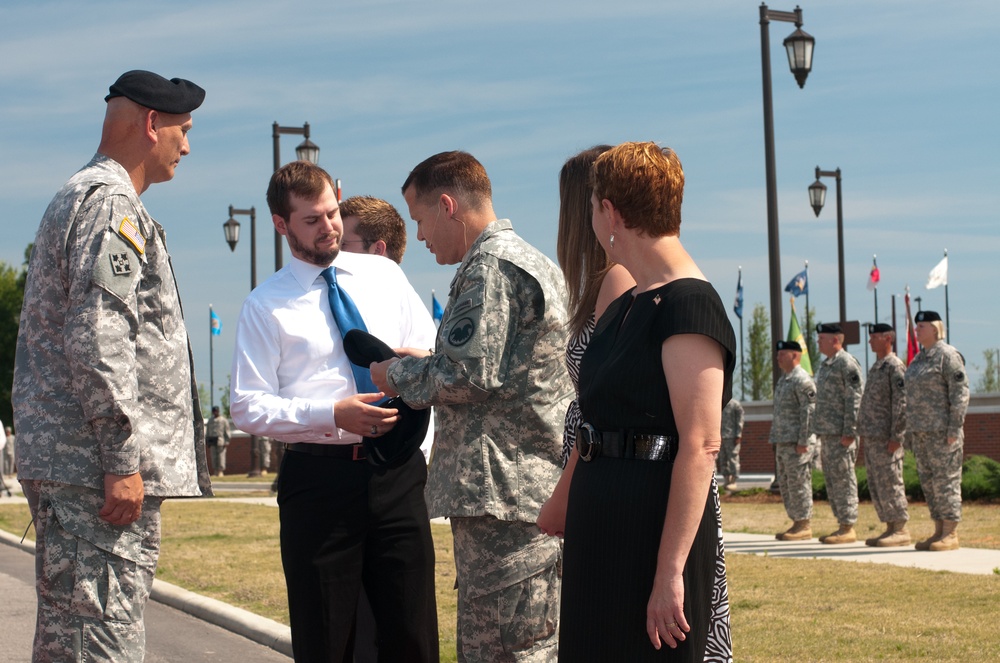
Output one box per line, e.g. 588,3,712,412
267,161,334,220
401,151,492,210
339,195,408,264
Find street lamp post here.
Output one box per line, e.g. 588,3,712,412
808,166,846,323
760,3,815,385
223,205,257,289
222,205,261,475
272,122,321,271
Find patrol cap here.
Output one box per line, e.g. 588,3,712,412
868,323,894,334
343,329,430,468
776,340,802,352
105,70,205,114
816,322,842,334
915,310,942,323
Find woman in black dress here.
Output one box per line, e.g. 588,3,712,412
558,142,735,662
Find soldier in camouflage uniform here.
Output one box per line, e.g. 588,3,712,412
12,71,212,662
858,323,910,546
371,151,572,662
718,398,745,490
905,310,969,551
812,323,864,545
770,340,818,541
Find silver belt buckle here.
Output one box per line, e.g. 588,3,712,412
577,423,600,462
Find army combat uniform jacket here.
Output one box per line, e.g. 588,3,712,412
13,154,211,497
770,365,816,447
387,219,572,523
858,354,906,442
905,341,969,438
813,349,864,438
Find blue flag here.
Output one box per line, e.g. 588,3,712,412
210,308,222,336
784,269,808,297
733,271,743,319
431,292,443,323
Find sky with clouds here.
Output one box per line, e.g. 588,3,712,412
2,0,998,399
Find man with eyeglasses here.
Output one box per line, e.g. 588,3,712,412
340,195,408,264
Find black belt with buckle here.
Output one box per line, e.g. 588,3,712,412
576,423,677,463
284,442,366,461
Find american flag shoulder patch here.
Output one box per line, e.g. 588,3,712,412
118,216,146,255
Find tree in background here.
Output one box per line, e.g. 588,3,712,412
747,303,773,401
975,349,999,393
0,246,30,429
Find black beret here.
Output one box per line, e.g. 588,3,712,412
915,310,942,323
868,323,894,334
776,340,802,352
816,322,842,334
105,70,205,114
343,329,430,468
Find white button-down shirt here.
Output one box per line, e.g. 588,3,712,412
230,252,436,447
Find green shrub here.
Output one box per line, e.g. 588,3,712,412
808,452,1000,502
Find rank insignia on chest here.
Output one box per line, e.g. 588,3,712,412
110,252,132,275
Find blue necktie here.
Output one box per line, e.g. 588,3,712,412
322,266,378,395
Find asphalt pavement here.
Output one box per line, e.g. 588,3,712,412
2,473,999,661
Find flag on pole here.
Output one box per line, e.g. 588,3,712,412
784,269,808,297
431,291,443,323
210,307,222,336
788,298,812,375
733,270,744,320
904,289,919,364
867,256,880,291
926,255,948,289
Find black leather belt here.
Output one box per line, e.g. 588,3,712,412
284,442,366,461
576,423,677,463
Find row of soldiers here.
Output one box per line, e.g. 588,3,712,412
769,312,969,551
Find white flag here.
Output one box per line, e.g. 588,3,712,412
926,256,948,289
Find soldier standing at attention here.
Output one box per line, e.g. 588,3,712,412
718,398,745,491
905,310,969,551
771,340,817,541
813,323,864,544
859,323,910,546
13,70,212,661
206,405,231,477
371,151,572,662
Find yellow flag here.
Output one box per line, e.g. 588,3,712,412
788,298,812,375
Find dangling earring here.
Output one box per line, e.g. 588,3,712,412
609,234,615,249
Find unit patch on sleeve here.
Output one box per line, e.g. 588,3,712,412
110,252,132,275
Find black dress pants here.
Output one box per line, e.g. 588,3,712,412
277,449,439,663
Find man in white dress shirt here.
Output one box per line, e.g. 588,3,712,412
230,161,439,663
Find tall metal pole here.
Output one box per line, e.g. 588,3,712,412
760,5,783,386
759,4,811,385
891,294,898,355
209,305,215,410
834,168,846,322
272,122,315,272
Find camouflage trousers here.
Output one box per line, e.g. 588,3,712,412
451,516,561,662
774,443,814,521
23,480,162,663
910,430,963,522
861,437,909,523
819,435,859,526
717,437,740,478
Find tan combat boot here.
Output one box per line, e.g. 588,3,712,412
876,521,911,547
915,520,944,551
865,522,893,547
724,475,738,491
929,520,959,551
819,523,857,544
776,520,812,541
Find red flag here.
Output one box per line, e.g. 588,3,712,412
904,290,919,364
867,258,880,291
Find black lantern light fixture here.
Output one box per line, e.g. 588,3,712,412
272,122,321,271
808,166,846,323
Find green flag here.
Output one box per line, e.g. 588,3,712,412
788,298,812,375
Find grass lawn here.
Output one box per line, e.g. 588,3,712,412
2,494,999,661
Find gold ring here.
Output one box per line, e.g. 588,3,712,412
667,622,678,628
370,425,378,435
